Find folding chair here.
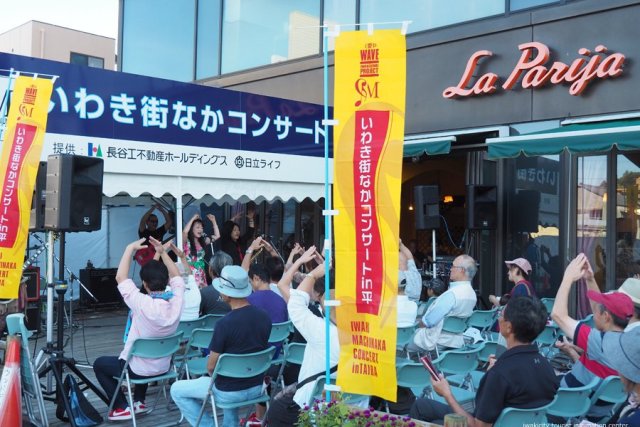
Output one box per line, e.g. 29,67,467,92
309,376,369,407
534,324,558,358
586,375,628,424
434,343,484,393
181,328,215,379
436,316,469,357
176,317,206,342
547,376,600,422
276,341,306,390
396,322,418,359
6,313,48,427
107,331,183,427
195,346,276,427
449,341,502,390
494,403,551,427
269,320,292,383
201,313,225,329
466,308,498,339
540,298,555,314
417,297,436,317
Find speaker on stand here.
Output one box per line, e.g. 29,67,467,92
466,185,497,230
414,185,440,281
44,154,104,232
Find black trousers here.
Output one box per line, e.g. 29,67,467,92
409,398,453,425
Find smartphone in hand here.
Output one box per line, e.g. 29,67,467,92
420,355,441,381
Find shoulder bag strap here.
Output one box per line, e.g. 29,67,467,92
297,364,338,389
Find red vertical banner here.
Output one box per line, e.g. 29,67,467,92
333,30,406,401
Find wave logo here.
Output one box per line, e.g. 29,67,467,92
88,142,103,157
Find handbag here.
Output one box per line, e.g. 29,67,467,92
56,374,103,426
266,365,338,426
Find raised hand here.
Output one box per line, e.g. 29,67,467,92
128,238,147,251
562,253,588,284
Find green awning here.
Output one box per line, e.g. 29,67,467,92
487,119,640,159
403,136,455,157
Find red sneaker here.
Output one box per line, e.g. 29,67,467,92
133,401,150,414
108,406,132,421
244,412,262,426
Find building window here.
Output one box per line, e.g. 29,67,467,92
359,0,504,34
70,52,105,69
196,0,222,79
323,0,356,51
121,0,196,82
221,0,320,74
510,0,562,11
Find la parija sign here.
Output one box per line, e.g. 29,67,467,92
443,42,625,99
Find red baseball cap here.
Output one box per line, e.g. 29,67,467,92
587,290,634,319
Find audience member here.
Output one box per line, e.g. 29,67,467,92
265,248,340,426
410,296,559,425
593,327,640,424
94,237,184,421
412,255,477,351
551,253,633,388
171,243,201,321
171,265,271,427
183,213,218,288
399,240,423,300
397,271,418,327
408,239,427,268
199,252,232,316
489,257,534,307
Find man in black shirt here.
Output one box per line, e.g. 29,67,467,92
138,204,172,244
410,296,559,426
171,265,271,427
199,252,232,316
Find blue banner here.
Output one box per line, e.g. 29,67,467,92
0,52,330,158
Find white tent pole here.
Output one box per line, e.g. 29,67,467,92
176,177,184,249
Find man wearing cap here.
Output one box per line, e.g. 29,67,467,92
171,265,272,427
489,258,535,307
597,327,640,424
397,270,418,327
551,253,633,388
412,254,478,352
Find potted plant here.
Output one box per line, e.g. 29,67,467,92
297,395,418,427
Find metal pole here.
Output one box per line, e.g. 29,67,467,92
432,229,437,278
46,231,55,345
322,27,332,402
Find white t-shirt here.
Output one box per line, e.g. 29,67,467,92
179,275,201,321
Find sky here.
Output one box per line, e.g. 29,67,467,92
0,0,119,39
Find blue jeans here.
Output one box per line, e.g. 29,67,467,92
170,376,263,427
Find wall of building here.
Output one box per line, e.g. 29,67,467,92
0,21,115,70
0,22,33,57
206,0,640,136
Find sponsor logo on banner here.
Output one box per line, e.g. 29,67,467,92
0,76,53,298
333,30,406,401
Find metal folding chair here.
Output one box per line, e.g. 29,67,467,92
276,341,306,390
586,375,628,424
181,328,215,379
107,331,183,427
396,322,418,359
540,298,555,314
434,343,484,393
547,376,600,422
534,324,558,358
176,317,206,342
6,313,48,427
494,403,551,427
201,313,225,329
195,346,276,427
466,308,498,338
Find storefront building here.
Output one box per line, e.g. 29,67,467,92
119,0,640,306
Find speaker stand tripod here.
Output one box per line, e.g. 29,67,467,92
34,232,108,426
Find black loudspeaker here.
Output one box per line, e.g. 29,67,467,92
467,185,497,230
79,268,121,307
44,155,104,232
511,190,540,232
25,301,41,333
414,185,440,230
23,267,41,302
29,161,47,231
